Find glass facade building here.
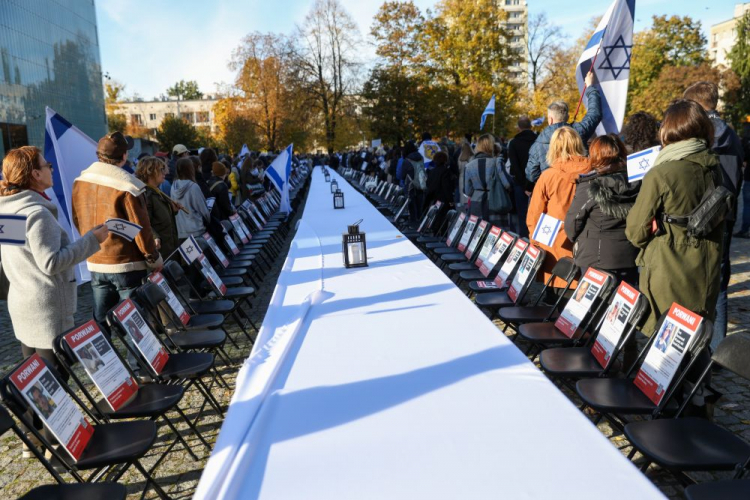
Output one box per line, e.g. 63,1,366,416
0,0,106,157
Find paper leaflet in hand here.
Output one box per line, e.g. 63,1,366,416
11,354,94,460
0,214,27,245
532,213,562,247
63,320,137,411
178,235,202,264
112,299,169,374
627,146,661,182
105,218,142,242
591,281,640,368
634,303,703,405
555,268,608,338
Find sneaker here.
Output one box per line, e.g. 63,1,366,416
21,433,42,459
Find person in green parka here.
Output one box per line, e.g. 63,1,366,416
136,156,181,261
625,99,723,335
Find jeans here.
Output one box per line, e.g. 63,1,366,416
408,190,425,225
738,179,750,233
711,227,732,352
511,184,530,238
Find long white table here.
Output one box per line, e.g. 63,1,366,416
194,167,665,500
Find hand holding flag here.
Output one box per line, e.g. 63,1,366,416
105,218,142,242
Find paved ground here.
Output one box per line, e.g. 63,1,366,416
0,190,748,498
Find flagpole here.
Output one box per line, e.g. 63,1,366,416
572,44,603,123
492,114,495,135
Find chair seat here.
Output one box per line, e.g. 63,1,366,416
450,263,478,273
169,329,226,349
189,299,234,315
417,236,442,244
685,479,750,500
159,352,215,380
19,483,127,500
228,259,255,267
517,322,576,345
540,346,616,378
216,268,248,278
625,418,750,471
222,286,256,300
434,247,459,255
440,253,468,263
468,280,505,293
425,242,448,250
498,306,559,325
74,421,157,469
97,384,184,419
576,378,666,414
186,314,225,330
474,292,513,308
205,276,243,288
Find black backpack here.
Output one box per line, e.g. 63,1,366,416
662,170,733,239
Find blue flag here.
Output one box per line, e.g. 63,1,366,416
0,215,28,246
576,0,635,135
480,95,495,131
266,144,293,213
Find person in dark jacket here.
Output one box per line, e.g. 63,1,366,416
508,116,537,237
683,81,746,353
621,112,660,154
401,141,425,223
200,148,219,181
526,72,601,183
423,151,455,225
208,161,235,221
135,157,180,260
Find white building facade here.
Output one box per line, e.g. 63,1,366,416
710,3,750,68
500,0,529,82
112,97,220,139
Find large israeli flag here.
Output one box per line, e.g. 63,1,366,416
266,144,293,214
480,95,495,131
239,144,250,159
44,107,98,284
576,0,635,135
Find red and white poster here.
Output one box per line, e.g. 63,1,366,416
457,215,478,253
634,303,703,405
148,272,191,326
112,299,169,374
63,320,137,412
246,209,264,231
426,201,443,230
11,354,94,460
592,281,641,368
203,233,230,268
417,205,434,233
475,226,501,270
224,234,240,255
493,239,528,288
229,215,249,244
480,231,514,277
476,280,500,289
198,254,228,296
446,213,466,247
465,220,488,259
554,268,608,338
507,245,540,303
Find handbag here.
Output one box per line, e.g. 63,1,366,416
486,159,512,214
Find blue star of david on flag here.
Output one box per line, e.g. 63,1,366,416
627,146,661,183
598,35,632,79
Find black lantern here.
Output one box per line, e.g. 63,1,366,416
333,189,345,209
324,171,331,182
342,220,367,268
331,179,339,193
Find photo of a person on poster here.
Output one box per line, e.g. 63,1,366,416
27,383,57,419
126,319,144,343
655,322,676,353
574,281,590,302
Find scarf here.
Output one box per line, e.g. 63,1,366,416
653,138,707,168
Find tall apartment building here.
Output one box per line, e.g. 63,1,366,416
500,0,529,83
710,3,750,68
0,0,107,157
112,97,220,140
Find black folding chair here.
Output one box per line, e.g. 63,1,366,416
466,237,527,298
0,359,172,499
437,220,490,274
685,479,750,500
18,483,127,500
624,332,750,482
0,403,64,483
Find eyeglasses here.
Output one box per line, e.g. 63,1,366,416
38,161,53,170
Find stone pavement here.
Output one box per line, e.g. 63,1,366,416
0,197,748,498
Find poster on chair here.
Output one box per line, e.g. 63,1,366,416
492,239,528,287
112,299,170,375
11,354,94,461
64,320,138,412
633,303,703,405
148,272,191,326
507,245,540,303
591,281,641,369
457,215,478,253
554,268,608,338
480,231,514,277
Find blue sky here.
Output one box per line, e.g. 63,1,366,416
96,0,737,100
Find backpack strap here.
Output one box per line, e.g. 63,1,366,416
210,181,224,191
477,158,488,191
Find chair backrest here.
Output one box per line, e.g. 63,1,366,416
436,209,456,236
107,299,171,377
507,244,546,304
445,212,467,247
712,332,750,380
531,257,580,309
551,267,615,339
479,230,517,278
456,215,480,253
464,220,490,261
492,236,527,287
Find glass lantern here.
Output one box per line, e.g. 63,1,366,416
331,179,338,193
333,189,345,209
342,222,367,268
324,171,331,182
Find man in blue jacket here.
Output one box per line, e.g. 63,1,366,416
525,72,601,183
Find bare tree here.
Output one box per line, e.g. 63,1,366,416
525,13,562,91
294,0,361,153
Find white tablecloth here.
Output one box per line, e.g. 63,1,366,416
194,167,665,500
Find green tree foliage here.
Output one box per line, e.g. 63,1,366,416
166,80,203,101
155,115,198,152
728,12,750,128
106,112,126,134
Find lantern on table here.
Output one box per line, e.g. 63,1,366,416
342,220,367,268
324,170,331,182
330,179,338,193
333,189,345,209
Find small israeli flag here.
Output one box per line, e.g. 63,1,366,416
178,235,202,264
480,95,495,131
627,146,661,182
532,213,563,247
239,144,250,158
105,218,142,242
206,197,216,211
0,215,28,246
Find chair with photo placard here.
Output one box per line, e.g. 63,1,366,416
539,287,650,384
0,358,172,500
413,209,458,245
52,324,211,464
465,237,526,298
404,203,441,241
436,220,490,274
623,333,750,482
576,310,713,432
457,230,517,287
201,232,263,289
429,215,479,262
17,483,127,500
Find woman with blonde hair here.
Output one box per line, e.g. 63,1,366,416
463,134,509,220
527,127,592,292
